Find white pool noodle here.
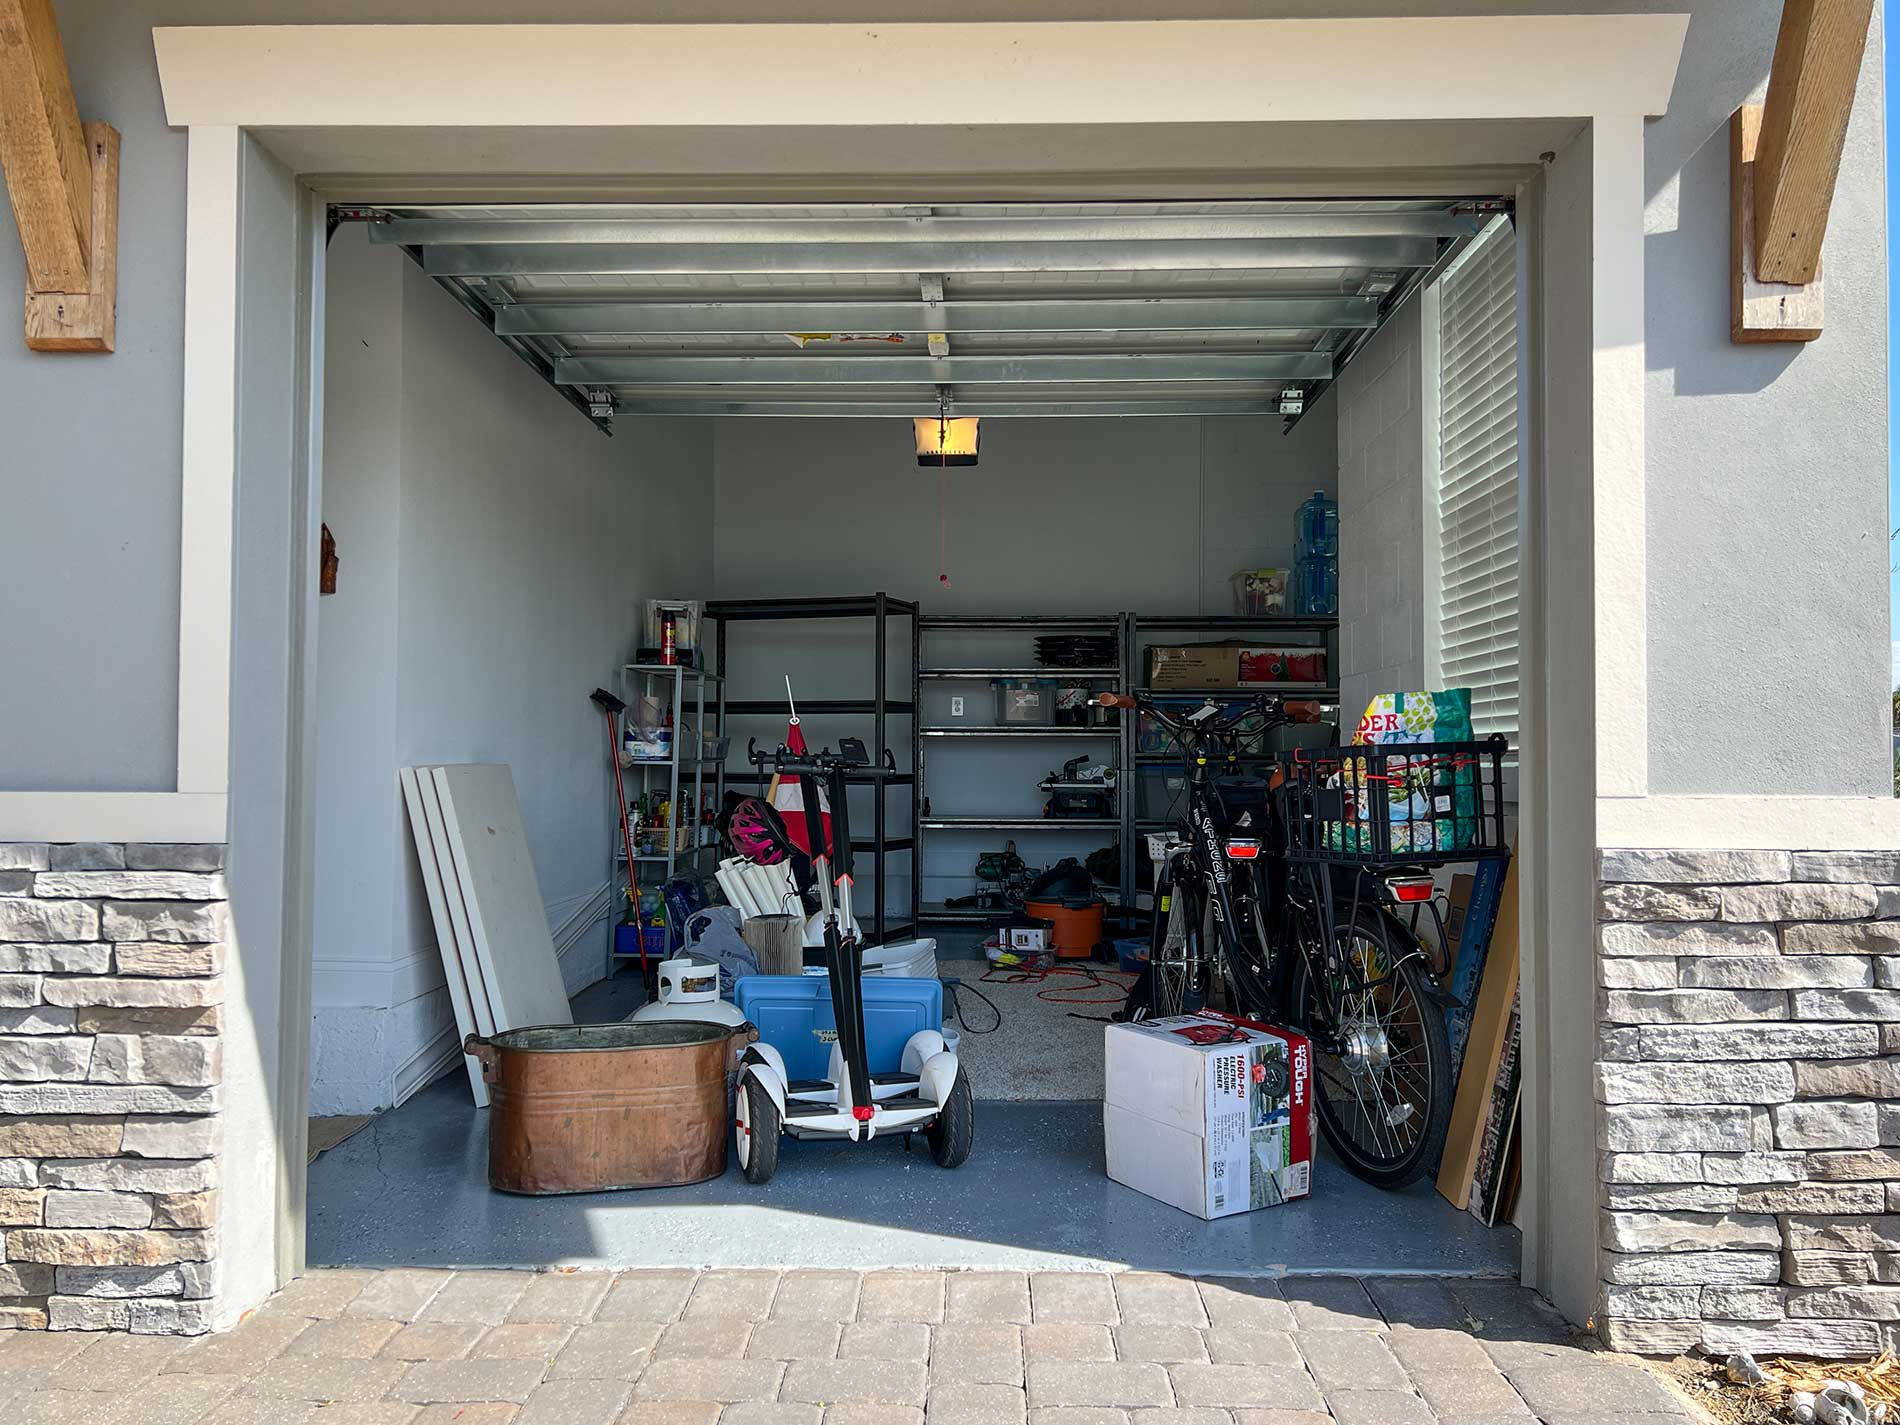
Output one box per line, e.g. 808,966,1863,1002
717,860,767,919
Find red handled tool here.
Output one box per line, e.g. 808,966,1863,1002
590,687,647,973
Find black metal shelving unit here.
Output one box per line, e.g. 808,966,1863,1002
708,594,918,945
913,614,1132,925
1126,611,1341,843
911,610,1343,928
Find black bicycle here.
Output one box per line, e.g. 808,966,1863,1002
1100,691,1495,1189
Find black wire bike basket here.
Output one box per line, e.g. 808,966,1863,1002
1276,734,1511,868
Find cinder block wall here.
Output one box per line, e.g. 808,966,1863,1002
1335,298,1425,725
1596,848,1900,1355
0,842,224,1333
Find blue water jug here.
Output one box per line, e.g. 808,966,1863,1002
1296,491,1338,559
1293,491,1339,615
1294,554,1337,616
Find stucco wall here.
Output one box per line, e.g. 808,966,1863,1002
1640,3,1890,796
0,1,1883,801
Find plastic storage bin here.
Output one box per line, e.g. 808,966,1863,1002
1231,568,1289,616
734,974,945,1080
993,678,1056,725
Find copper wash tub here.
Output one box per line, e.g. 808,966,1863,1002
465,1021,751,1194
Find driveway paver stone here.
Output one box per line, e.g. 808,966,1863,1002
0,1266,1700,1424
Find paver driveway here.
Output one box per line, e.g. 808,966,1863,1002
0,1268,1695,1424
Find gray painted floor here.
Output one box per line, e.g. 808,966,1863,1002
308,972,1517,1278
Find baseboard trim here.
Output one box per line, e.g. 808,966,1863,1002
554,879,616,996
392,1021,461,1106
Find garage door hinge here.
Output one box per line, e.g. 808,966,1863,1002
325,206,393,247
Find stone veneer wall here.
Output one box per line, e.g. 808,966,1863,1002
0,842,225,1333
1597,848,1900,1356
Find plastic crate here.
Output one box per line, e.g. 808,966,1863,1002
1277,735,1510,867
734,974,944,1080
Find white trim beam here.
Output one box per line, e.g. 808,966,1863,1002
151,18,1689,129
175,126,240,800
1599,795,1900,851
373,213,1468,246
0,792,228,843
1591,115,1648,799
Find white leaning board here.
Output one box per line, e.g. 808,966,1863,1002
414,768,500,1038
429,764,574,1034
399,766,492,1107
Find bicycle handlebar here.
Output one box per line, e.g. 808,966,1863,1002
1090,689,1323,734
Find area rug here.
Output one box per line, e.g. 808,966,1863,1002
939,958,1133,1102
308,1115,374,1162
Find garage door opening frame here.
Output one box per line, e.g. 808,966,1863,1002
131,16,1691,1328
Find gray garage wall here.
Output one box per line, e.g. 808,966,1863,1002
309,228,712,1114
710,411,1338,911
0,0,1886,801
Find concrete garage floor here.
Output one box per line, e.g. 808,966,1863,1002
307,971,1516,1278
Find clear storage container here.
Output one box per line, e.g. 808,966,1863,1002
1231,568,1289,616
993,678,1057,724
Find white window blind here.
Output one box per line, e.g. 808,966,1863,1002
1432,216,1519,744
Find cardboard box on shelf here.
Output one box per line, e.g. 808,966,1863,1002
1104,1010,1314,1219
1237,645,1328,686
1146,644,1239,689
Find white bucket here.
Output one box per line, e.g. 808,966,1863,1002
862,937,939,980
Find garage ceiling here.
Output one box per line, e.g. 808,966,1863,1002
352,199,1502,432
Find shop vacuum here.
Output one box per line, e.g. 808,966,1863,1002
1022,858,1108,959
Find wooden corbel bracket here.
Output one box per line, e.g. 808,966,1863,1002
1731,0,1874,344
0,0,119,352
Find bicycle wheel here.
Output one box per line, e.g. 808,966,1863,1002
1288,902,1451,1189
1215,862,1278,1018
1147,866,1207,1017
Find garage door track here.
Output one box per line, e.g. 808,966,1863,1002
0,1268,1696,1424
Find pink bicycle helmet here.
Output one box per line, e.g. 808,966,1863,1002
727,796,794,865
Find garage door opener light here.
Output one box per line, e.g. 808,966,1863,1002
914,411,979,467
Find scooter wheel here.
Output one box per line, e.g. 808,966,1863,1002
736,1075,781,1185
927,1070,974,1169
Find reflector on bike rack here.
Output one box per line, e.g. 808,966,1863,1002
1385,875,1434,903
1224,839,1262,860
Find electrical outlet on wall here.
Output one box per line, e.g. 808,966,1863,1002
950,695,965,718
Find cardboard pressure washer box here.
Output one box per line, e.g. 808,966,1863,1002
1145,643,1240,689
1146,641,1330,691
1103,1010,1314,1219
